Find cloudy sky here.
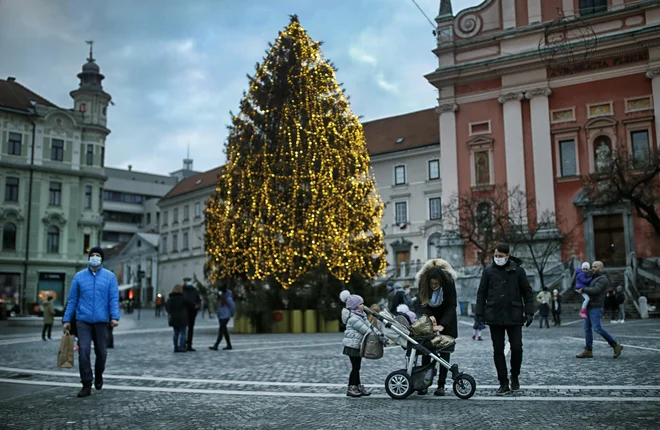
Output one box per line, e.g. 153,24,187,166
0,0,481,175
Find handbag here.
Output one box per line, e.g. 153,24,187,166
360,320,384,360
57,330,75,368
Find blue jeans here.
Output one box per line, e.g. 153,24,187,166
77,321,108,384
584,308,616,349
173,326,187,350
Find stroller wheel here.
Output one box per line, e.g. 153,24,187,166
452,373,477,400
385,370,413,400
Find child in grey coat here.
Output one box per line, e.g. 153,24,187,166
340,290,384,397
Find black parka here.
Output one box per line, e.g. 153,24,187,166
475,257,534,326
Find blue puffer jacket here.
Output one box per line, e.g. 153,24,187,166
63,265,120,324
216,290,236,320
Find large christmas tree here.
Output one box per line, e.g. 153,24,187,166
206,15,385,289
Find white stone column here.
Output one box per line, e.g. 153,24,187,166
528,0,542,23
502,0,517,29
646,68,660,149
525,88,556,223
498,92,527,223
437,102,459,226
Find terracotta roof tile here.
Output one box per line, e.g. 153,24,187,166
0,78,58,112
160,166,224,201
363,108,439,156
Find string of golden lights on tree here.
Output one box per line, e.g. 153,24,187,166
205,15,386,288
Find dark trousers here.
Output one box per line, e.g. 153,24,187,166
349,356,362,386
107,325,114,348
539,315,549,328
489,325,523,386
552,312,561,326
422,351,451,387
186,310,198,348
214,318,231,347
42,323,53,339
77,321,108,385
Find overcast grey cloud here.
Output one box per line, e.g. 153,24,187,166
0,0,481,174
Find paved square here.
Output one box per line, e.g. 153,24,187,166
1,314,659,429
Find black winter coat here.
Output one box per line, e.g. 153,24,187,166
418,276,458,340
182,285,202,312
475,257,534,326
166,293,189,327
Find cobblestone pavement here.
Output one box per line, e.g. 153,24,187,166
1,316,659,429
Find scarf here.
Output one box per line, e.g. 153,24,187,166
428,288,444,307
351,309,367,319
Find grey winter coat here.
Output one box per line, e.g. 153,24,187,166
342,308,372,350
583,273,609,309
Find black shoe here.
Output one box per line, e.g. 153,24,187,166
187,347,196,352
511,377,520,392
495,385,511,396
417,389,428,395
94,375,103,390
174,349,186,353
209,345,218,351
223,346,233,350
433,387,446,396
77,386,92,398
42,338,47,342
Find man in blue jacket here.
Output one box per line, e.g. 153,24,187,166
63,247,120,398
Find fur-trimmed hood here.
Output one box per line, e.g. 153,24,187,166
415,258,457,283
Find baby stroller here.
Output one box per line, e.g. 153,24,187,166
364,307,476,400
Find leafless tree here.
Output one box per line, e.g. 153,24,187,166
444,186,578,287
582,147,660,236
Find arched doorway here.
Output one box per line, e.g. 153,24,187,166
427,233,442,260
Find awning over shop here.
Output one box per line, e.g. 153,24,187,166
118,284,134,292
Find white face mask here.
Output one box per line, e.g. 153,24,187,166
494,257,507,266
89,256,102,267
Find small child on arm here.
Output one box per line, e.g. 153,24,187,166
575,262,592,319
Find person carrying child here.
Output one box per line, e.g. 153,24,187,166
340,290,386,398
576,262,593,319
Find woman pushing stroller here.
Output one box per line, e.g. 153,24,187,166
416,258,459,396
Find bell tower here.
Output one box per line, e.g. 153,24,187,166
70,40,112,127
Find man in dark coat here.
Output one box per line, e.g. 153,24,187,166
575,261,623,359
182,277,202,351
551,289,562,327
475,243,534,396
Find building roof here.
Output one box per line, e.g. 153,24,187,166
362,108,439,156
105,167,179,186
0,78,58,112
137,233,159,248
160,165,224,201
103,241,127,256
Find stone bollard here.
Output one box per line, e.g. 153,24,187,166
639,296,649,319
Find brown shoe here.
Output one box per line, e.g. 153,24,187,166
576,348,593,359
613,344,623,359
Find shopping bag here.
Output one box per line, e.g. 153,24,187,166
57,331,75,368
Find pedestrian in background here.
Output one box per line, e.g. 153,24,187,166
182,277,202,351
155,294,164,317
63,247,120,398
536,287,551,329
209,284,235,351
472,314,485,341
551,289,562,327
166,284,189,353
615,286,626,324
42,296,55,341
